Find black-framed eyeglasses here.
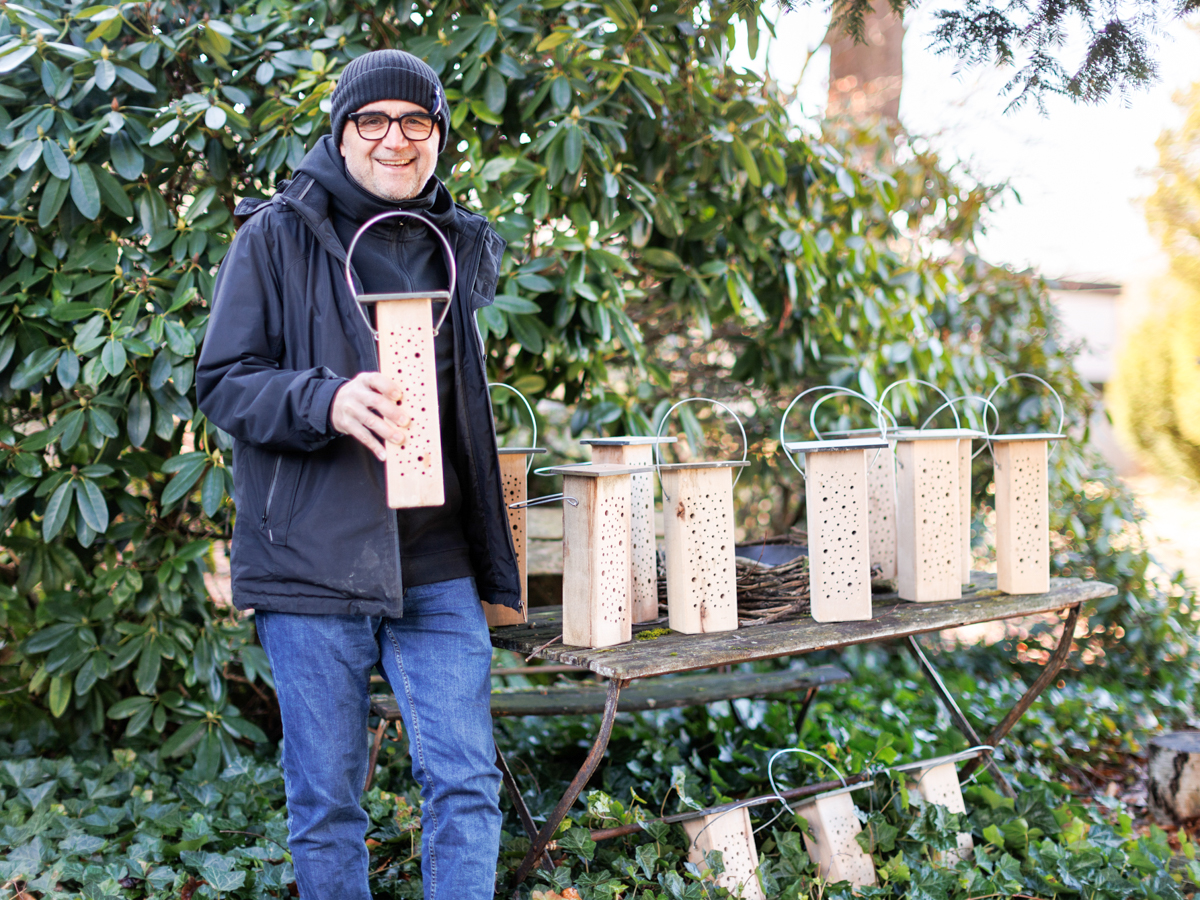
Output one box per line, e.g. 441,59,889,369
347,111,437,142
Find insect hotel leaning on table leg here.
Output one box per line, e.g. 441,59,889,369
779,386,891,623
891,748,993,865
485,383,547,626
984,375,1069,595
579,435,677,624
654,399,751,636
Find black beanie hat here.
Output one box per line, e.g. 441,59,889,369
330,49,450,153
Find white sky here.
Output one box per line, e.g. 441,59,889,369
732,8,1200,293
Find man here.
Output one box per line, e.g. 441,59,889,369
196,49,520,899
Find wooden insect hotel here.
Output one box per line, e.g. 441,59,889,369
823,427,902,582
681,807,765,900
544,463,653,648
346,210,456,509
985,374,1067,596
893,429,984,603
579,436,677,624
991,433,1066,595
486,384,546,627
783,437,889,623
793,783,878,889
892,750,986,864
655,399,749,636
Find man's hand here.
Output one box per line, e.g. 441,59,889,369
330,372,411,461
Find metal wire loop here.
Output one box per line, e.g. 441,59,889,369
343,210,459,337
508,494,578,510
653,397,749,499
919,395,1000,459
489,383,539,473
984,373,1066,459
777,386,888,480
878,378,961,430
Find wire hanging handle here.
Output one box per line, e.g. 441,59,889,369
508,494,578,510
777,386,888,480
488,383,538,473
984,373,1066,459
919,395,1000,459
878,378,961,430
653,398,749,494
343,210,459,338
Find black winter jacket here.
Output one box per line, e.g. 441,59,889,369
195,167,521,617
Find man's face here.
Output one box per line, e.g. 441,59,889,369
340,99,440,202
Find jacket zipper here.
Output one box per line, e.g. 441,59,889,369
261,456,282,542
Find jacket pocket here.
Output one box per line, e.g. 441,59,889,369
260,453,304,546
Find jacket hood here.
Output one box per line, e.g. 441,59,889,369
294,134,457,236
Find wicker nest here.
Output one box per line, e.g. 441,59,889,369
656,552,811,626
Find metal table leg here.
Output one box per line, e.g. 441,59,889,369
960,604,1081,780
495,742,554,873
907,635,1017,799
512,678,628,886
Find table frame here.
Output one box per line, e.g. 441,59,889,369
489,573,1115,886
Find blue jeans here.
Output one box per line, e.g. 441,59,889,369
255,577,501,899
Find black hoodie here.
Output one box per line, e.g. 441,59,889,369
296,137,471,589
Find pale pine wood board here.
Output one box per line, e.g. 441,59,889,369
376,298,444,509
562,473,632,648
867,442,898,580
662,467,739,635
807,449,873,622
897,439,962,602
996,440,1050,594
682,808,765,900
959,439,973,585
486,453,528,626
591,444,659,623
795,792,877,888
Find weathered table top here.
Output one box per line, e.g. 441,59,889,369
490,572,1117,680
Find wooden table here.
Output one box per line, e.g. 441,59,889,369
490,572,1117,885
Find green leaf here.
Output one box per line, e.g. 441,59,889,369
468,99,503,126
101,338,127,376
42,141,70,180
128,390,152,447
75,479,109,533
563,125,583,173
92,165,134,217
200,465,225,516
731,137,761,188
642,248,683,270
115,65,157,93
161,455,208,505
109,130,144,180
23,622,78,654
57,350,79,388
161,718,206,757
536,31,571,51
48,675,71,717
42,480,74,541
69,163,101,219
94,58,116,90
134,640,161,694
38,176,70,228
484,67,507,114
493,294,541,314
0,44,36,75
164,320,196,357
149,118,179,146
